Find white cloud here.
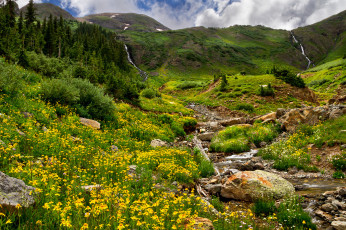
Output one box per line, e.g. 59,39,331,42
17,0,42,7
195,0,346,30
16,0,346,30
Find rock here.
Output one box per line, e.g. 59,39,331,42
42,126,48,132
220,170,294,201
198,132,215,141
192,217,214,230
337,187,346,197
127,165,137,176
279,109,306,132
315,209,333,222
16,128,26,136
150,139,167,148
22,112,33,118
259,141,267,148
80,118,101,130
0,171,36,209
321,203,337,212
331,221,346,230
204,184,222,195
81,185,102,192
329,107,346,120
259,112,276,121
219,117,247,127
332,200,346,210
276,108,288,118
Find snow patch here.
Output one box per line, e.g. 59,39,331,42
110,14,119,18
156,28,163,31
124,27,128,30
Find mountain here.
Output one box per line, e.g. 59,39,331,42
118,10,346,75
20,3,75,20
293,10,346,65
77,13,170,32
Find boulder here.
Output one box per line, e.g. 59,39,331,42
80,118,101,130
197,132,215,141
150,139,167,148
279,109,306,132
219,117,247,127
204,184,222,195
220,170,294,201
331,221,346,230
0,171,36,209
259,112,276,121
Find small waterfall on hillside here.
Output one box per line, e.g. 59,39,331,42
124,44,148,81
291,31,313,70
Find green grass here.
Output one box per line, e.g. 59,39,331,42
210,123,279,153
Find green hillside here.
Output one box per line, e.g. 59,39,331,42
77,13,170,32
20,3,75,20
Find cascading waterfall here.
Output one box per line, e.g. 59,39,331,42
291,31,313,70
124,44,148,81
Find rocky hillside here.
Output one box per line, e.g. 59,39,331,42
77,13,170,32
20,3,75,20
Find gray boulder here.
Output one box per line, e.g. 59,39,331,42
0,171,36,209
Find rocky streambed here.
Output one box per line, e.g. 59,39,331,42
186,103,346,229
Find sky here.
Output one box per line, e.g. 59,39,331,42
16,0,346,30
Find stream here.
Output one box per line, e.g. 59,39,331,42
124,44,148,81
291,31,314,70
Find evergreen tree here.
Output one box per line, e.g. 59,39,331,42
18,11,23,34
25,0,36,27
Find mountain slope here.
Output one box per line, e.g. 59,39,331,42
293,10,346,65
119,10,346,75
20,3,75,20
77,13,170,32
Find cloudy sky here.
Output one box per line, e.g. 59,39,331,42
17,0,346,30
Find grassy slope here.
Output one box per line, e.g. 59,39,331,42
293,10,346,65
121,25,305,75
78,13,170,32
20,3,75,20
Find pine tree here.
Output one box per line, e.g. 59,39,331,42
6,0,16,28
25,0,36,27
18,11,23,34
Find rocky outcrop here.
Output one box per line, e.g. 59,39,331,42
150,139,168,148
328,85,346,105
192,217,214,230
276,105,346,132
219,117,247,127
220,170,294,201
197,132,215,141
0,171,36,210
80,118,101,130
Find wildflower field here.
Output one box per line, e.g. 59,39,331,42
0,61,262,229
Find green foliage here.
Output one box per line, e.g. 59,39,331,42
194,148,215,178
0,62,25,96
253,199,276,217
210,196,224,213
331,152,346,171
235,103,254,112
41,78,116,121
219,73,228,92
171,121,186,137
176,81,202,90
271,66,306,88
141,88,161,99
333,171,345,179
259,83,275,97
307,79,330,87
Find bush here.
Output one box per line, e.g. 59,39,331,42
331,153,346,171
259,83,275,97
271,66,305,88
41,78,116,121
0,63,24,96
333,171,345,179
171,122,186,137
308,79,330,87
141,88,160,99
235,103,254,112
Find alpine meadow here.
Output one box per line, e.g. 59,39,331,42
0,1,345,230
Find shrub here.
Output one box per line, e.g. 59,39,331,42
271,66,305,88
0,63,24,96
41,78,116,121
333,171,345,179
210,196,224,212
171,122,186,137
259,83,275,97
308,79,330,87
176,81,201,90
141,88,160,99
331,153,346,171
235,103,254,112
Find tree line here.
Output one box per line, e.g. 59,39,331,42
0,0,141,101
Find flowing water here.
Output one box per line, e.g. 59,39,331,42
124,44,148,81
291,31,313,70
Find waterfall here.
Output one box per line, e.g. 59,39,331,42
291,31,313,70
124,44,148,81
